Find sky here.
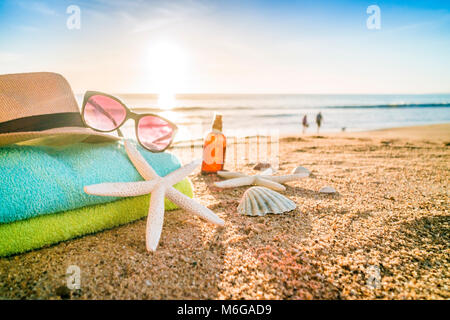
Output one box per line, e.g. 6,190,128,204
0,0,449,94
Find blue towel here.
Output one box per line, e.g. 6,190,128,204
0,141,185,224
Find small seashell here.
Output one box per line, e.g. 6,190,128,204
291,166,310,176
319,186,336,194
238,186,296,216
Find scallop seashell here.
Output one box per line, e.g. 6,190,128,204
319,186,336,194
291,166,310,176
238,186,296,216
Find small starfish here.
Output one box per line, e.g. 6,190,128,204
84,140,224,252
214,168,308,192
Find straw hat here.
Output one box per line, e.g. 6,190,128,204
0,72,118,147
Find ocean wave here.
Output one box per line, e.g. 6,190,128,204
135,106,256,112
254,113,296,118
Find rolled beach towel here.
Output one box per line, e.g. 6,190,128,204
0,141,190,223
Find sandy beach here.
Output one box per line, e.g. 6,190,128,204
0,123,448,300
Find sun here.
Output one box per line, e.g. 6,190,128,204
147,42,187,110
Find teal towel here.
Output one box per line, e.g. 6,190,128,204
0,141,184,224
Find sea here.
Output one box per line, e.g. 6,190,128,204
76,94,450,142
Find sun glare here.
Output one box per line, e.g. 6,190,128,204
157,91,177,110
148,42,187,110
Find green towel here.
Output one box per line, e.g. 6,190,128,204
0,178,192,257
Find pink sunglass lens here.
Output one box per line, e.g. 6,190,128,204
137,116,174,152
83,95,127,131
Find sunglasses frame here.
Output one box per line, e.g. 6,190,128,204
81,91,178,153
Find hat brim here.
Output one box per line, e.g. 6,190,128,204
0,127,119,147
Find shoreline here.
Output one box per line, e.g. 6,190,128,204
171,123,450,149
1,123,449,299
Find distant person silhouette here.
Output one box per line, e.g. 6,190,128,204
302,114,308,134
316,112,323,133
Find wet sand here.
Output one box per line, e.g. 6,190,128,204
0,123,449,299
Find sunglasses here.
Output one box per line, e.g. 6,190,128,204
81,91,178,152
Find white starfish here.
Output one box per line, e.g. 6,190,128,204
214,168,309,192
84,140,224,252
